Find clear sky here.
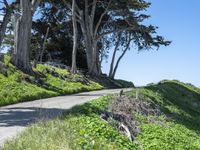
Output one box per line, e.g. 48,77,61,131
0,1,199,87
102,0,200,87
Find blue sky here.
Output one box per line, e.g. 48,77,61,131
0,1,199,86
102,0,200,87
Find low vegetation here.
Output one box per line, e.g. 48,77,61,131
0,56,104,106
3,96,136,150
0,56,134,106
3,80,200,150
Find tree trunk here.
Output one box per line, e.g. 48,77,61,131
111,47,129,79
11,0,33,74
77,1,100,76
71,0,78,74
109,49,117,78
109,38,120,78
40,27,49,63
79,11,93,75
0,6,12,48
11,0,41,74
110,34,132,79
84,40,98,76
80,21,92,72
89,41,99,76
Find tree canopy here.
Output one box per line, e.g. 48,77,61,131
0,0,170,77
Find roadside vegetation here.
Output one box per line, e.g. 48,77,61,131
0,56,104,106
3,80,200,150
0,56,134,106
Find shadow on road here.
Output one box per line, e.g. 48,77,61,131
0,107,65,127
74,93,105,97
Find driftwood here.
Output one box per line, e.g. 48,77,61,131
100,95,161,141
101,111,139,141
109,96,161,117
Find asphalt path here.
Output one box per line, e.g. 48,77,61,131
0,88,132,148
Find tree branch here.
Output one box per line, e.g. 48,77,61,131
96,27,135,41
31,0,41,14
112,34,132,78
3,0,9,8
91,0,97,25
62,0,81,21
109,34,121,77
94,0,111,37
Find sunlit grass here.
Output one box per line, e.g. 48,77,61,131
0,57,103,106
3,81,200,149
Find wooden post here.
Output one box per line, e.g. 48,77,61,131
136,89,140,99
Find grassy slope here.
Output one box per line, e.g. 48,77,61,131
0,56,103,106
3,80,200,150
3,96,136,150
134,80,200,149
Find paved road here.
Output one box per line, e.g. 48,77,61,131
0,88,132,147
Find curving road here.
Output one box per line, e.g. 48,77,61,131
0,88,132,148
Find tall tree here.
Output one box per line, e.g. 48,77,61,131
109,33,134,79
63,0,170,76
11,0,41,73
39,26,50,63
0,0,15,48
109,33,121,78
109,25,171,79
71,0,78,73
62,0,108,76
33,0,88,69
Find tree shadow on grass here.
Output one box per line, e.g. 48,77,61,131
0,96,106,127
17,70,66,95
27,70,93,96
62,102,104,118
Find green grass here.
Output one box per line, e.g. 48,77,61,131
0,56,103,106
142,80,200,131
2,79,200,150
114,79,135,88
131,80,200,149
3,96,136,150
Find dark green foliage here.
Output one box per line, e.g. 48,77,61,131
32,1,88,69
114,79,135,88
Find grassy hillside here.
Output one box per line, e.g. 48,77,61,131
3,80,200,150
132,80,200,149
0,56,104,106
141,80,200,131
0,56,134,106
